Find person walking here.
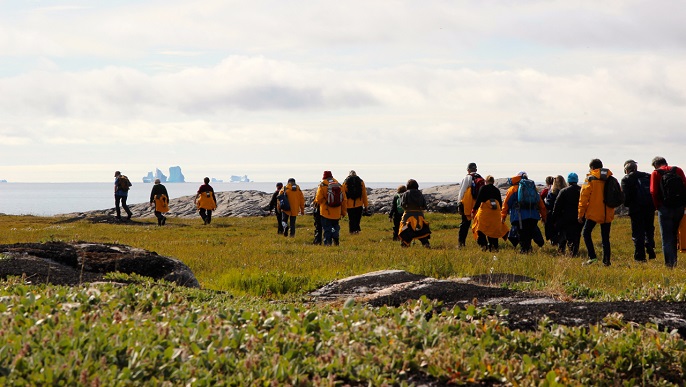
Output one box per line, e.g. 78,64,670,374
471,175,508,251
552,173,582,256
457,162,484,247
268,182,284,234
195,177,217,225
399,179,431,248
621,160,656,262
342,170,368,234
113,171,133,221
388,185,407,241
149,178,169,226
315,171,347,246
501,172,547,253
578,159,615,266
544,175,567,245
312,201,323,245
650,156,686,268
278,178,305,237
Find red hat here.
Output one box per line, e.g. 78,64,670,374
323,170,333,179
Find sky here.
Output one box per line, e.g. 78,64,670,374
1,0,685,183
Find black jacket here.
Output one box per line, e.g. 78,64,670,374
269,190,280,212
621,171,655,215
552,183,581,226
401,189,426,211
149,184,169,203
473,184,502,212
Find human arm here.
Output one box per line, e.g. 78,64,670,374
578,180,591,222
457,175,473,202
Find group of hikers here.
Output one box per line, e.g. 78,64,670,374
114,155,686,268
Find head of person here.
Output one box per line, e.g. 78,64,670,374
406,179,419,190
154,178,161,185
567,172,579,185
517,171,528,179
323,170,333,180
589,158,603,170
287,178,296,185
651,156,668,169
545,176,554,186
114,171,121,177
467,162,477,173
203,177,210,184
485,175,494,185
397,185,407,193
552,175,567,192
276,182,283,190
624,159,638,174
348,170,357,177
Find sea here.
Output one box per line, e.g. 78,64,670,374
0,182,450,216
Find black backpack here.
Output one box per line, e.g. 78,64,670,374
345,175,363,200
635,173,653,208
659,167,686,207
590,169,624,208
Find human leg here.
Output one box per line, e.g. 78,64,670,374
347,207,363,233
630,213,646,261
392,213,402,241
288,215,296,237
600,222,611,266
458,215,471,246
114,195,122,219
582,219,597,261
644,209,656,259
321,217,333,246
658,206,684,268
276,211,283,234
199,208,207,224
121,196,132,219
313,209,322,245
477,231,488,249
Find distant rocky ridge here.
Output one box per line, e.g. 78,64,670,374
61,179,627,219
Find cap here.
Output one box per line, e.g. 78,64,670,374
323,170,333,179
567,172,579,183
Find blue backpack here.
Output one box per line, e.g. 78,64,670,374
517,179,539,208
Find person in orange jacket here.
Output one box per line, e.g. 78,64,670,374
501,172,547,253
342,170,369,234
278,178,305,237
315,171,347,246
195,177,217,225
578,159,615,266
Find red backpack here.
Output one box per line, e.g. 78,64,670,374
326,180,343,207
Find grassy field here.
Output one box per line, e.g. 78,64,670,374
1,214,685,385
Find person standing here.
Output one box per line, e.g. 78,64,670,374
278,178,305,237
621,160,656,262
544,175,567,245
312,201,323,245
149,178,169,226
342,170,368,234
315,171,347,246
195,177,217,225
471,175,508,251
552,173,582,256
113,171,133,221
501,172,547,253
578,159,615,266
457,162,484,247
388,185,407,241
650,156,686,268
399,179,431,248
268,182,284,234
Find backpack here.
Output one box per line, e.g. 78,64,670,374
470,173,485,199
345,176,363,200
118,175,132,191
395,194,404,214
326,180,343,207
277,191,291,212
659,167,686,207
635,173,653,208
517,178,538,208
591,169,624,208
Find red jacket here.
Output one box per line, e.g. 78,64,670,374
650,165,686,209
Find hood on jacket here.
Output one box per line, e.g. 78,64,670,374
507,175,522,186
588,168,613,180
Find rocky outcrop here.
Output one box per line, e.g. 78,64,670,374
0,242,199,288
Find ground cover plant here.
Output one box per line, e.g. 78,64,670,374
1,213,685,384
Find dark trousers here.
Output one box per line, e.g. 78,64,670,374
154,211,166,226
657,205,684,268
313,208,322,244
518,218,543,253
282,213,296,237
582,220,611,263
458,214,471,245
630,209,656,261
348,206,363,233
392,213,403,241
199,208,213,224
477,231,499,251
558,221,582,257
275,211,283,233
321,217,340,246
115,195,132,219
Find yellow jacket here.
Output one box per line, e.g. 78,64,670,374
154,194,169,213
315,178,348,220
342,178,368,209
578,168,615,224
196,191,216,210
278,183,305,217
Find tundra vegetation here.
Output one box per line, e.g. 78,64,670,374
0,214,685,385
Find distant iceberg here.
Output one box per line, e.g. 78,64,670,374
229,175,251,183
0,179,7,183
142,166,185,183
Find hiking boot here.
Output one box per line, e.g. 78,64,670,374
161,216,166,226
648,250,656,259
583,258,598,266
423,243,431,249
333,238,339,246
602,259,611,266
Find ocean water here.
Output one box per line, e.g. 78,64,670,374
0,181,449,216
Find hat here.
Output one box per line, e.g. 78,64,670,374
114,171,121,177
567,172,579,183
323,170,333,179
517,171,527,177
467,162,477,171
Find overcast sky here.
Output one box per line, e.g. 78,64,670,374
1,1,685,183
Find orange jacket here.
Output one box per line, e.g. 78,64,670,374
278,183,305,217
578,168,615,224
315,178,348,220
342,178,368,209
500,175,547,223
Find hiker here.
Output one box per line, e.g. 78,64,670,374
399,179,431,248
315,171,347,246
268,182,284,234
342,170,368,234
501,172,547,253
312,200,323,245
540,176,554,202
113,171,133,221
388,185,407,241
649,156,686,268
471,175,508,251
578,159,616,266
149,178,169,226
544,175,567,245
552,173,582,256
195,177,217,225
278,178,305,237
457,162,484,247
621,160,656,262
